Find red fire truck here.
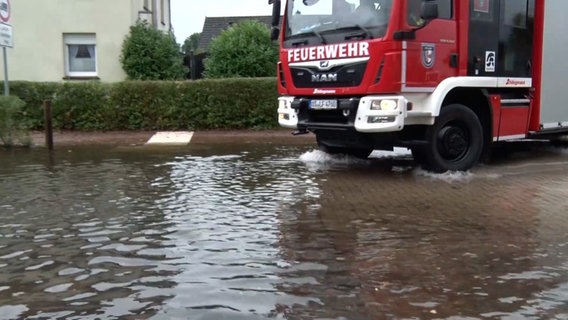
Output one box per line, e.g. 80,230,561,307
268,0,567,172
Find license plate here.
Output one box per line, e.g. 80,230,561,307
309,99,337,110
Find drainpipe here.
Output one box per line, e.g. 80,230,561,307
152,0,158,28
168,0,172,33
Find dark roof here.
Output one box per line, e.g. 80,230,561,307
198,15,282,51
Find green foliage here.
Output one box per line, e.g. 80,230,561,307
182,32,201,54
10,82,59,129
195,78,278,129
52,83,113,130
0,95,31,146
8,79,279,131
204,20,279,78
121,20,186,80
108,81,182,130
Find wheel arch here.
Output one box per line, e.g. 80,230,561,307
427,77,495,158
407,78,495,125
441,87,493,138
441,87,493,147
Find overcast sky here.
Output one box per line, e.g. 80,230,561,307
171,0,278,43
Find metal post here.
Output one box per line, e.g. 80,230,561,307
43,100,53,150
190,50,196,80
3,46,8,96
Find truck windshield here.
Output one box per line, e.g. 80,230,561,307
284,0,392,42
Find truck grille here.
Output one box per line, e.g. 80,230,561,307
307,109,350,124
292,98,360,126
290,61,367,88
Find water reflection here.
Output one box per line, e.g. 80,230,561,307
149,149,322,319
0,143,567,319
0,147,184,319
277,148,568,319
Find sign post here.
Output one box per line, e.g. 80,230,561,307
0,0,13,96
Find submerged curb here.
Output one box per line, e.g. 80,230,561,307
29,130,315,147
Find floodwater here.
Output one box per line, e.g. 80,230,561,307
1,141,568,320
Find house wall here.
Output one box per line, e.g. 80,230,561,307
133,0,172,33
0,0,171,83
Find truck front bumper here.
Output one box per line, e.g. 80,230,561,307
278,95,408,133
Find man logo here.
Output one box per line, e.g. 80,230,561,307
303,0,319,5
421,43,435,69
311,73,338,82
319,60,330,70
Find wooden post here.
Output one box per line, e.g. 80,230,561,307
190,50,196,80
43,100,53,150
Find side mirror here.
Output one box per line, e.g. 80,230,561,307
269,0,281,40
421,2,439,20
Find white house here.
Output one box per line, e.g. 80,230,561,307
0,0,172,82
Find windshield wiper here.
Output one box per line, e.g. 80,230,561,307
343,24,374,40
288,30,327,46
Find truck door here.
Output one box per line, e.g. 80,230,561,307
404,0,456,89
468,0,500,76
469,0,536,140
468,0,535,77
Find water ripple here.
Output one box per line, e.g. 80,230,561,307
1,144,568,319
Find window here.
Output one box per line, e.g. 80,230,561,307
528,0,534,19
408,0,452,26
285,0,392,40
504,0,528,28
437,0,452,19
63,34,97,78
499,0,533,76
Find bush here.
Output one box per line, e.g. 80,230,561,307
7,78,280,131
108,81,182,130
51,83,113,130
10,82,59,129
0,95,31,146
204,20,279,78
121,20,186,80
196,78,279,129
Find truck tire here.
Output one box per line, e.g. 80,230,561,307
421,104,484,172
317,140,373,159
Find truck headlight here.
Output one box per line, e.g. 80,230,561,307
370,99,398,111
279,99,289,109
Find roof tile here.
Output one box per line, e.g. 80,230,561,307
198,15,282,51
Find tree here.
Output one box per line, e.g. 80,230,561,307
204,20,279,78
182,32,201,54
120,20,185,80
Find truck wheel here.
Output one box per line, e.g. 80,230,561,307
421,104,484,172
317,141,373,159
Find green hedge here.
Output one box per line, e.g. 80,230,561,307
0,95,31,146
5,78,280,131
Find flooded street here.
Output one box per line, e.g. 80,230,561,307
1,141,568,319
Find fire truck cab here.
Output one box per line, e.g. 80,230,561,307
269,0,568,172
